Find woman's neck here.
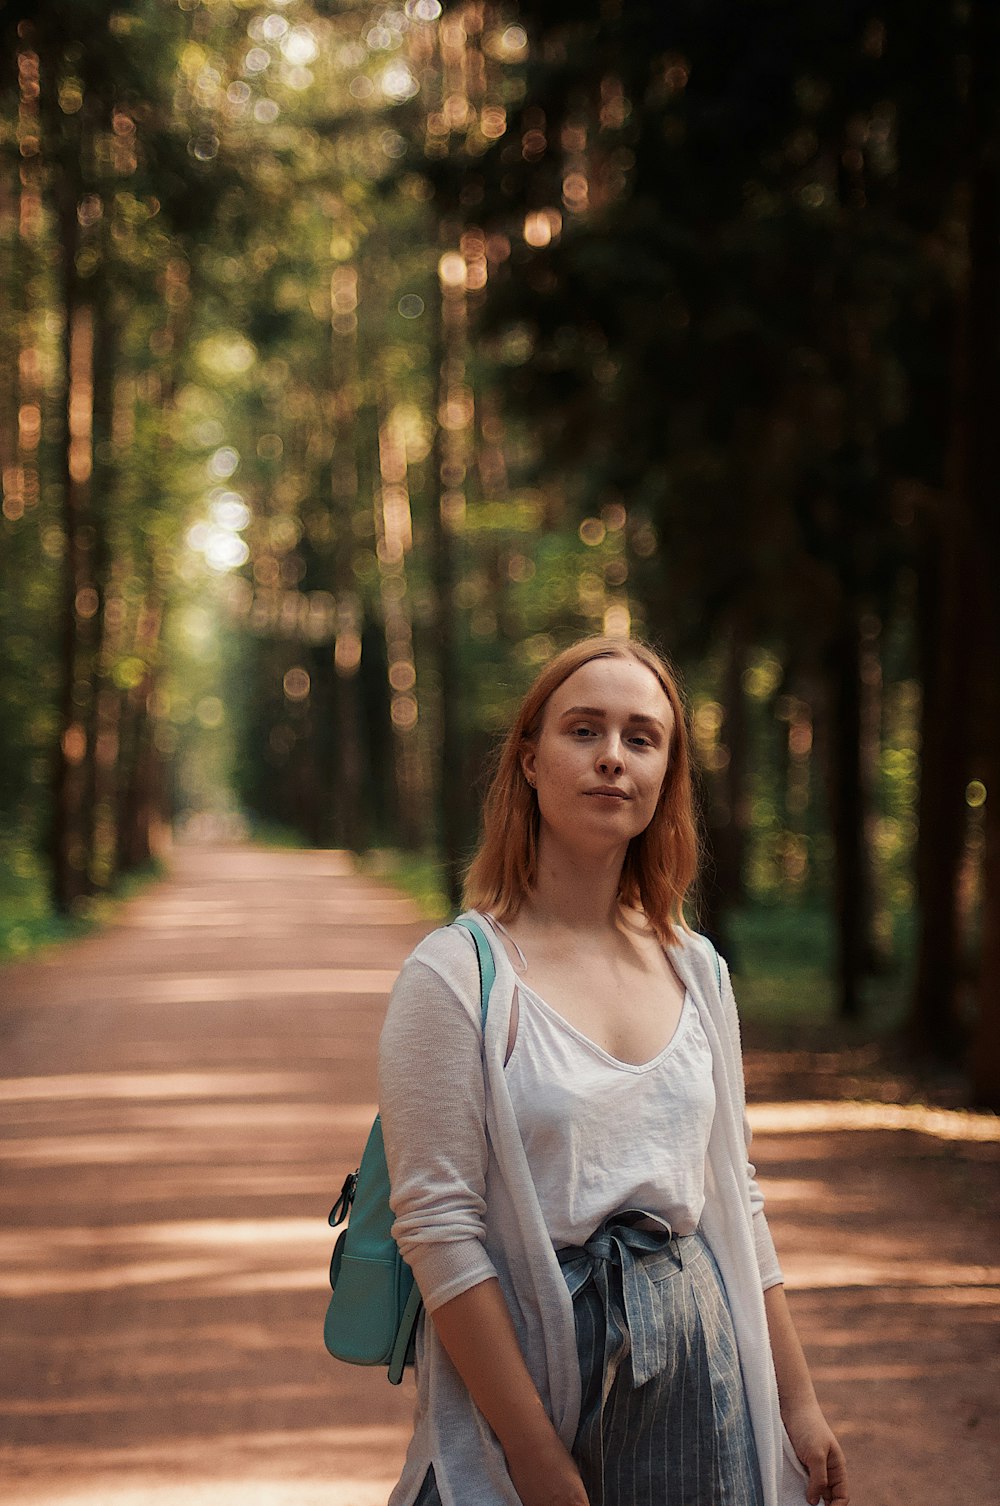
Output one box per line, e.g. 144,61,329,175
520,830,626,940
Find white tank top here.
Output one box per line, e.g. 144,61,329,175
505,981,716,1249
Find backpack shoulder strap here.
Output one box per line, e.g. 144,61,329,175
703,934,722,992
450,915,495,1030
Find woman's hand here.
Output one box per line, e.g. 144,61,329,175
505,1432,590,1506
782,1401,849,1506
762,1284,849,1506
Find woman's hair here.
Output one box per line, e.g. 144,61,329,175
462,635,700,947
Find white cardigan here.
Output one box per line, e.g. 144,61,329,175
378,912,810,1506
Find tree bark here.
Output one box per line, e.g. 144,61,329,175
911,482,972,1055
825,608,868,1020
42,49,96,913
699,624,750,962
327,258,366,850
911,0,997,1067
115,597,163,873
715,625,750,910
82,274,116,887
966,0,1000,1107
429,247,469,907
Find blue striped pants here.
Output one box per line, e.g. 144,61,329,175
415,1216,763,1506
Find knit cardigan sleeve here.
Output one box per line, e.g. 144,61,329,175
378,942,500,1314
716,948,784,1292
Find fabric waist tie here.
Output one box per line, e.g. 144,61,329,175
556,1213,694,1506
556,1217,762,1506
556,1212,690,1390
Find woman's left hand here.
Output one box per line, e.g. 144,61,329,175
782,1402,849,1506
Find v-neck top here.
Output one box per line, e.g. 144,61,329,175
505,980,716,1248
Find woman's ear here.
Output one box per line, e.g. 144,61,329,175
521,748,537,789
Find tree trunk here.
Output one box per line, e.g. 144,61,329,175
910,0,996,1065
699,625,750,962
966,0,1000,1107
375,398,425,850
42,52,97,912
826,609,868,1020
429,244,469,907
327,257,366,850
116,601,163,873
715,625,750,909
910,500,971,1056
82,276,116,887
117,687,161,871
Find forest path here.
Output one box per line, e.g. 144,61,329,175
0,844,997,1506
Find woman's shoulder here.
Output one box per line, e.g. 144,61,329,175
686,927,726,974
402,917,482,997
380,919,485,1045
650,915,718,964
664,925,733,1006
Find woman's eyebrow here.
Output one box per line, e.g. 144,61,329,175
559,704,668,731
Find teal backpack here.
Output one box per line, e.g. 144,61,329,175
324,916,496,1383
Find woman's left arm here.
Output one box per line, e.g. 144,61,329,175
713,948,849,1506
763,1282,850,1506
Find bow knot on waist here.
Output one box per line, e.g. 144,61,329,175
557,1213,689,1390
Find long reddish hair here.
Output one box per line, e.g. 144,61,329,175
462,636,701,947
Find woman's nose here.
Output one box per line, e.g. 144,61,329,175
597,740,625,775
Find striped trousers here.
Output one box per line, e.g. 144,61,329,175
415,1216,763,1506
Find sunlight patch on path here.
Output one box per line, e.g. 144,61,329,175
0,1072,325,1103
780,1253,1000,1290
51,969,399,1004
0,1215,337,1297
0,1424,408,1506
748,1099,1000,1143
1,1487,392,1506
1,1482,393,1506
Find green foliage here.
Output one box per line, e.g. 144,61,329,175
242,818,307,851
356,848,451,920
0,834,162,960
0,0,963,1043
728,901,915,1033
0,839,78,959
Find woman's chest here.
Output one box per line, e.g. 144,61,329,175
506,989,716,1152
513,959,686,1066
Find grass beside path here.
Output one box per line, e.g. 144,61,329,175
0,840,163,962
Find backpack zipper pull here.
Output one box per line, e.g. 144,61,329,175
328,1170,358,1227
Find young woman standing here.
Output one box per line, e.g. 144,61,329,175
378,636,849,1506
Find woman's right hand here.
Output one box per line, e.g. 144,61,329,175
506,1433,590,1506
428,1278,591,1506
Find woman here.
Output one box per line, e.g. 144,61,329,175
378,635,849,1506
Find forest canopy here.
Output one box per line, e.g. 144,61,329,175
0,0,998,1105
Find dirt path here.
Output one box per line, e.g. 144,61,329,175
0,845,997,1506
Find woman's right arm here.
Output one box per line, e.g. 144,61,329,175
378,947,588,1506
431,1278,589,1506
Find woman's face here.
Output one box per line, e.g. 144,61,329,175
521,656,674,854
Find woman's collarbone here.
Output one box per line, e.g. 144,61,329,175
520,963,684,1060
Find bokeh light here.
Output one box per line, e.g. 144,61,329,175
381,62,419,102
208,447,240,480
438,252,466,288
283,667,311,701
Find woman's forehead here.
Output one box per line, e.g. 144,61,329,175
548,656,673,718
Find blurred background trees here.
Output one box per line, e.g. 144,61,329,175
1,0,996,1106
